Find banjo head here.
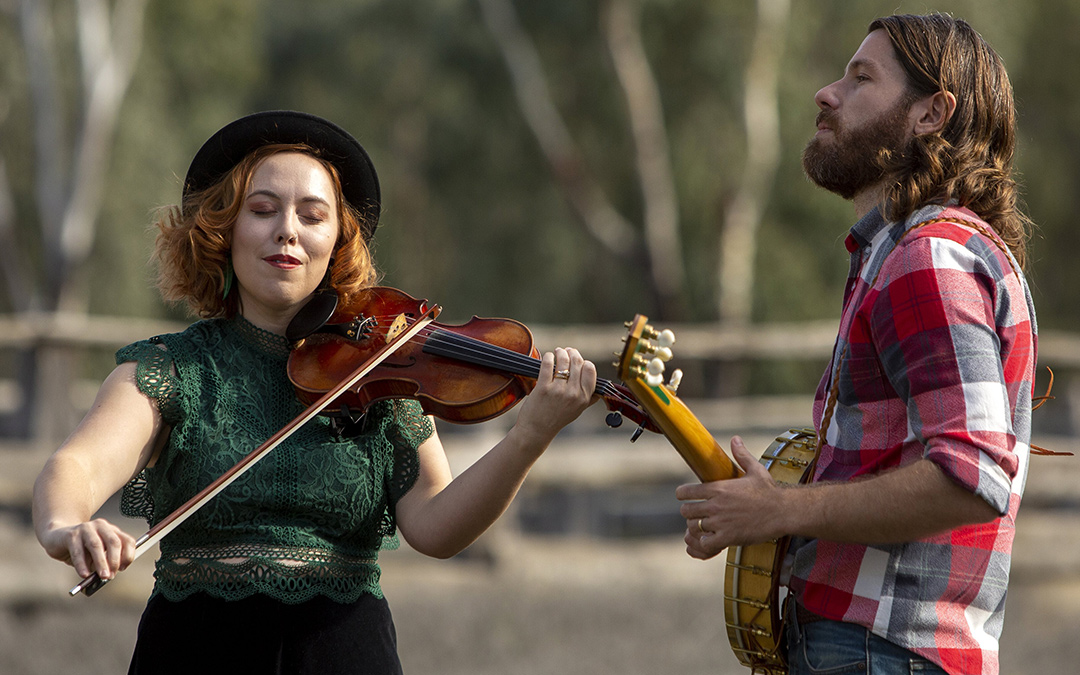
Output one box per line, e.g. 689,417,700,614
723,429,817,673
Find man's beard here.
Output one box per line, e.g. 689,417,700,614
801,100,913,200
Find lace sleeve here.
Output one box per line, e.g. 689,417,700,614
115,338,184,426
385,399,434,502
375,399,434,547
114,338,183,522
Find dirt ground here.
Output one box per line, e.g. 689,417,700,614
4,432,1080,674
2,534,1080,675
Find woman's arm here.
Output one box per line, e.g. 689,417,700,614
395,348,596,558
32,362,166,580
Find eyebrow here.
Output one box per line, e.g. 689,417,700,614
846,58,877,74
246,189,332,208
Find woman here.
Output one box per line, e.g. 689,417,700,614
32,111,597,673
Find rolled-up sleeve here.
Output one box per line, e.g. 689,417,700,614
871,231,1031,515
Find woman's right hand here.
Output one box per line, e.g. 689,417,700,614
39,519,137,581
40,519,137,581
33,361,164,582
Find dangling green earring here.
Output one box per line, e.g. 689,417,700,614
222,259,234,299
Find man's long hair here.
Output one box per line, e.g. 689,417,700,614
873,14,1033,269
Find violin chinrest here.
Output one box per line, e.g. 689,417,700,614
286,290,340,343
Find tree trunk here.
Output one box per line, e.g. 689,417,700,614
2,0,148,442
602,0,686,319
716,0,789,325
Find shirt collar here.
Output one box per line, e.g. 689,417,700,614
844,206,887,253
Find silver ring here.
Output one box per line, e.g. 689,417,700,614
554,369,571,380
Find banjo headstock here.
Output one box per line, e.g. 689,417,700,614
616,314,681,392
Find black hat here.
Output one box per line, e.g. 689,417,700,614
184,110,381,239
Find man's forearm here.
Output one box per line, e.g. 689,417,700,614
782,458,1001,544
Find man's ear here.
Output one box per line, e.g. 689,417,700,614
912,90,957,135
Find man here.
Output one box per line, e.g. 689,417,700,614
677,14,1036,675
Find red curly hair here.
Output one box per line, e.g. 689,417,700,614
154,144,378,318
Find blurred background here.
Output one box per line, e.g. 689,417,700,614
2,0,1080,673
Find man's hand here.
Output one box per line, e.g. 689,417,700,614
676,436,785,560
677,435,1003,561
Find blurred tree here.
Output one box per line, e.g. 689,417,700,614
0,0,148,438
1,0,1077,440
480,0,685,318
91,0,263,322
1008,0,1080,331
715,0,788,325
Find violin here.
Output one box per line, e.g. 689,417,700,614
287,286,658,433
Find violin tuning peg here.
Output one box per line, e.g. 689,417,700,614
655,347,673,362
657,329,676,349
647,358,665,377
642,325,659,340
645,372,664,387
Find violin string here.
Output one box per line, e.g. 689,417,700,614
426,329,557,380
360,320,543,376
425,330,636,406
370,326,548,386
351,315,637,409
353,318,638,407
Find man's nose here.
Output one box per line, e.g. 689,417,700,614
814,80,841,111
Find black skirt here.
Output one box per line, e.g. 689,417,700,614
127,592,403,675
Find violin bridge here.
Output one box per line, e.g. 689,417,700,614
386,314,409,343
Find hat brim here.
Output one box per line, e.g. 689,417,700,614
184,111,380,239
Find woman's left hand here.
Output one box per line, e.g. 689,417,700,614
395,347,597,558
513,348,597,446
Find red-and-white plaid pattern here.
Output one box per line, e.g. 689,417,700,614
789,204,1037,675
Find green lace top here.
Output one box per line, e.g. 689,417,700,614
117,317,433,604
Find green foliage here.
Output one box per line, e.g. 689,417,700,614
1,0,1077,336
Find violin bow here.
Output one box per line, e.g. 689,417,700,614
69,304,442,597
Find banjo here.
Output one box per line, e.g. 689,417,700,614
615,314,816,674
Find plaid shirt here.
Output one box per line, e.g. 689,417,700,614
789,204,1037,675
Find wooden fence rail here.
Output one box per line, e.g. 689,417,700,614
2,313,1078,508
3,311,1080,363
2,312,1079,440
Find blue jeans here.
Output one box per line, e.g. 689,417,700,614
786,603,947,675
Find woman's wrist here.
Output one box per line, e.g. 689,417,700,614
504,420,556,460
